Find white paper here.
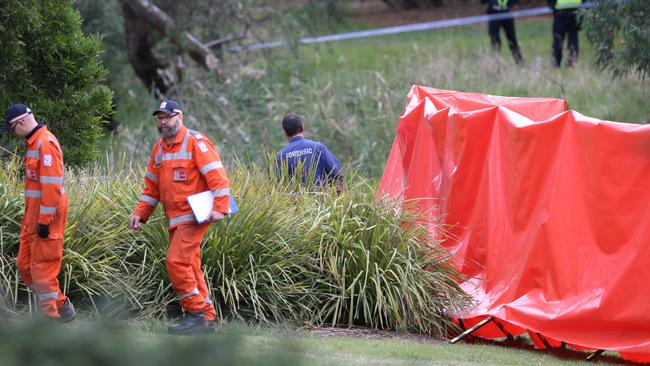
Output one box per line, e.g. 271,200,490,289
187,191,214,224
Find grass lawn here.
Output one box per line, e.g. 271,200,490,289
38,319,630,366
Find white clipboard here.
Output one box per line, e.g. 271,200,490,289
187,191,239,224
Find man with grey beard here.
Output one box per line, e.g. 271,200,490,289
129,99,232,335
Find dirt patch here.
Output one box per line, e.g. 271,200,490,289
297,324,445,344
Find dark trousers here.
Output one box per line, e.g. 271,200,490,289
552,9,580,67
488,17,524,65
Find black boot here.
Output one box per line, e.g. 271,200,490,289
58,299,76,323
167,312,208,335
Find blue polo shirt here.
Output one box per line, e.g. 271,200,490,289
276,136,342,185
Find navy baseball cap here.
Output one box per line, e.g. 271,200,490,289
152,99,182,116
4,104,32,133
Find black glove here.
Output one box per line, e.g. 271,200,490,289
37,224,49,239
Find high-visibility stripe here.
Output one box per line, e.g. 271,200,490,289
212,188,230,197
180,130,190,153
205,297,213,305
169,214,195,226
25,150,40,159
26,140,42,159
145,171,158,183
40,205,57,215
139,194,158,206
24,190,42,198
37,291,59,301
154,143,162,164
199,161,223,175
40,176,64,185
152,131,192,164
177,288,199,300
555,0,582,9
161,152,192,161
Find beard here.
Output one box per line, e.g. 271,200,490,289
158,122,179,139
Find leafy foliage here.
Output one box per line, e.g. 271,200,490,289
0,0,113,167
583,0,650,79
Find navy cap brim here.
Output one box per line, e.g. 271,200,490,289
152,108,175,116
153,108,180,116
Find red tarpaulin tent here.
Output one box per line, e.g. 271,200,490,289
377,85,650,363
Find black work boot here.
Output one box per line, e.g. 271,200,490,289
58,299,76,323
167,312,208,335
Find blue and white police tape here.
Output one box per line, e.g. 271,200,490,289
227,4,594,53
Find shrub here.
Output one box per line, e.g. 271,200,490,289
0,0,113,167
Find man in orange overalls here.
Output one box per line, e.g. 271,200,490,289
129,99,231,335
4,104,75,322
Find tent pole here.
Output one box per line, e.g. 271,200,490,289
449,316,494,344
586,349,605,362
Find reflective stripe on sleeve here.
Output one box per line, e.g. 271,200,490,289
199,161,223,175
139,194,159,206
212,188,230,197
145,171,158,183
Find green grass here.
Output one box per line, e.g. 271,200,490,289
107,17,650,178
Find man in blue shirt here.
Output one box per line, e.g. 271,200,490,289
276,112,343,192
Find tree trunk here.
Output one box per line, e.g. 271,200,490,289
117,0,222,97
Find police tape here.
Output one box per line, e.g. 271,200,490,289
227,4,593,53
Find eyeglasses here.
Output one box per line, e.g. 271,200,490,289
155,113,179,122
9,118,22,135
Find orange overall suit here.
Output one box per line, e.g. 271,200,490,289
134,126,230,321
17,125,69,318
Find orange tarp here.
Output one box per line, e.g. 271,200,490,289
377,85,650,363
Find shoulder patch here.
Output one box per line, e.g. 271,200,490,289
189,130,204,140
43,154,53,167
198,142,209,153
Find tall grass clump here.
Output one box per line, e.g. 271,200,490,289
0,157,24,311
305,188,468,335
201,162,318,322
60,164,164,315
0,157,469,336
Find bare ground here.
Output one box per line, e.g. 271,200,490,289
297,324,445,344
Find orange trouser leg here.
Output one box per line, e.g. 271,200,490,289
192,250,216,321
167,223,211,314
30,234,66,318
17,225,34,288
